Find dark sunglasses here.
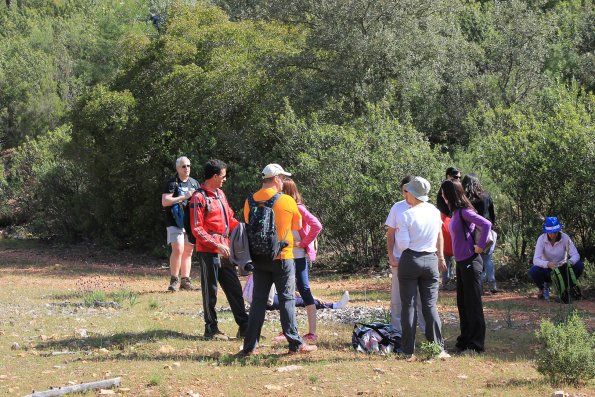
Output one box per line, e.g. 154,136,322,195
180,164,191,169
452,175,460,179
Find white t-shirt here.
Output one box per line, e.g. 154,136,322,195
385,200,410,259
396,202,442,253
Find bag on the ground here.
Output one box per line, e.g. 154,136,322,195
550,263,582,304
246,192,287,260
352,323,402,354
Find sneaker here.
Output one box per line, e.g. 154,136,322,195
288,344,317,354
179,277,194,291
302,333,318,342
543,284,550,302
437,350,451,359
490,288,500,294
204,330,229,341
537,288,544,300
167,276,180,292
333,291,350,309
273,332,287,342
405,354,417,362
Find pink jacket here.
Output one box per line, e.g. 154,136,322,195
297,203,322,262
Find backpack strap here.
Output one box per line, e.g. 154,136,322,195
458,209,475,244
551,267,566,295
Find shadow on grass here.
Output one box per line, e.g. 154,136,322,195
36,329,198,351
486,378,540,389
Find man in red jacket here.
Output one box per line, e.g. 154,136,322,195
190,159,248,340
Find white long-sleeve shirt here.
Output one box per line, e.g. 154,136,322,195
532,232,580,268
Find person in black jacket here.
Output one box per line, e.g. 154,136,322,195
462,173,498,293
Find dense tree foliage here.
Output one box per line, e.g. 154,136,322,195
1,0,593,270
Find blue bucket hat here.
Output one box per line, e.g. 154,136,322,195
543,217,562,233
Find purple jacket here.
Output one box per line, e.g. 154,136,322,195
448,207,492,262
297,203,322,262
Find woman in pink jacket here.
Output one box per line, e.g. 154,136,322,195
282,178,323,341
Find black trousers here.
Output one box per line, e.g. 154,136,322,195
455,254,486,352
198,252,248,334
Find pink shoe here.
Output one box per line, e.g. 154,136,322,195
302,333,318,342
273,332,287,342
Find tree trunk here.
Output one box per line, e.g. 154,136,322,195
23,378,121,397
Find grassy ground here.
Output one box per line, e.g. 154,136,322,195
0,241,593,396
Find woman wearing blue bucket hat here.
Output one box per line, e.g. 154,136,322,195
528,217,584,301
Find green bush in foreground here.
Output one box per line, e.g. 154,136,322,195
535,313,595,386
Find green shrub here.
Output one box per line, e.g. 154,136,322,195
535,313,595,386
148,297,160,310
419,341,442,360
82,290,107,307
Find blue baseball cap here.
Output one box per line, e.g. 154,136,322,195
543,217,562,233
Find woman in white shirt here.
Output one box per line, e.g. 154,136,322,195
528,216,584,301
395,176,449,359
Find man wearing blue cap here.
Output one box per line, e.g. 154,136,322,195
528,217,584,301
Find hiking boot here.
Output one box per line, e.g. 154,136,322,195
490,288,500,294
288,344,317,355
204,330,229,341
273,332,287,342
167,276,180,292
302,333,318,342
179,277,194,291
236,349,258,358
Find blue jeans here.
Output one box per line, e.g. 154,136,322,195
528,260,584,289
242,258,303,353
481,253,497,289
441,255,454,284
295,257,315,306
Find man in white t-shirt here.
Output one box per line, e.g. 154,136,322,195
385,176,425,334
395,176,449,359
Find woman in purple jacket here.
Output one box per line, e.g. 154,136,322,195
282,178,323,341
441,180,492,354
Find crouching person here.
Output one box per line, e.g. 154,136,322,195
528,217,584,302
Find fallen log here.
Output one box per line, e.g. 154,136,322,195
23,377,121,397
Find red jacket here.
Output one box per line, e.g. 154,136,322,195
189,185,239,254
441,212,454,257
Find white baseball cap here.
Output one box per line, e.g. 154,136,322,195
261,163,292,179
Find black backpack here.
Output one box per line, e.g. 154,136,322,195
246,192,287,260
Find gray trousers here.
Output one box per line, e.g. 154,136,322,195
398,249,444,355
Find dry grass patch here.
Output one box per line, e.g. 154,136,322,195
0,242,593,396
